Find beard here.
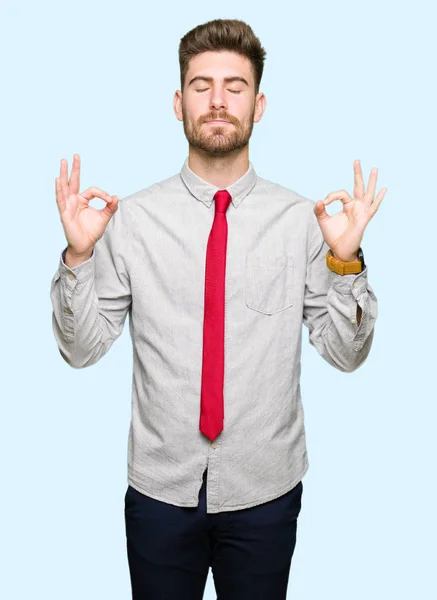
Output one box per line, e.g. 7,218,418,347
181,105,255,156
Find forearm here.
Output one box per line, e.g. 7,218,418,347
315,269,378,371
50,247,106,368
304,253,378,373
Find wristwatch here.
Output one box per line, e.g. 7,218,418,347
326,247,365,275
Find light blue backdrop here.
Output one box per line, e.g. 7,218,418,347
2,0,435,598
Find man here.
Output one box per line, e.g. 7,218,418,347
50,17,385,600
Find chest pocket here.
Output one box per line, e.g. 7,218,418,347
244,254,294,315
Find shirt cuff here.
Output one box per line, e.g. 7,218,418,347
331,266,368,298
60,246,95,284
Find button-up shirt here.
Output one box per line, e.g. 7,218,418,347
50,157,378,513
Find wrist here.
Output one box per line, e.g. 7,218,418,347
326,247,365,275
65,246,94,268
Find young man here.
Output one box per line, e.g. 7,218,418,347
51,18,385,600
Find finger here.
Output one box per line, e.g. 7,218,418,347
324,190,354,207
369,187,387,216
353,159,365,200
60,158,69,199
102,195,119,217
81,186,114,203
365,167,378,204
314,200,330,222
69,153,81,195
55,177,65,212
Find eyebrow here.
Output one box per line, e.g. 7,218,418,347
187,75,250,87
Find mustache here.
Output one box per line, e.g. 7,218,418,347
202,114,234,123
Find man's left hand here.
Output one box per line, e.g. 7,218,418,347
314,160,387,262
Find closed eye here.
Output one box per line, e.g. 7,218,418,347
195,88,242,94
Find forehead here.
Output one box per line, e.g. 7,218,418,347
186,51,253,84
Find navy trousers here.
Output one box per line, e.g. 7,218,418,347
124,468,303,599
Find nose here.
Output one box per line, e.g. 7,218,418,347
210,86,227,111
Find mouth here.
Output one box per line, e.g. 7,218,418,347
205,120,231,124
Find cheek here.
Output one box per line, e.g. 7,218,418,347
185,103,208,123
231,99,252,117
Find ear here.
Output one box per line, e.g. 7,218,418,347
173,90,183,122
253,93,266,124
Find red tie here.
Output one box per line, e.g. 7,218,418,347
199,189,232,441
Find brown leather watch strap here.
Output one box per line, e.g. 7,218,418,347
326,249,363,275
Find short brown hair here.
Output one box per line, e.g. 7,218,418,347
179,19,267,95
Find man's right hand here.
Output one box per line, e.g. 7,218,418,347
56,154,119,264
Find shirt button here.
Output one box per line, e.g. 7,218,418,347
353,282,359,289
68,273,74,280
211,441,217,448
351,318,356,324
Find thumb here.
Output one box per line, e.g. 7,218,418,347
313,200,329,222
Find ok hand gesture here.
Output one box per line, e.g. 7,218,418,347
313,160,387,262
56,154,119,257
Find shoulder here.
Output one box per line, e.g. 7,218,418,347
254,175,316,214
119,172,181,207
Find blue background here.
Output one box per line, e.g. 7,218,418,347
2,0,436,598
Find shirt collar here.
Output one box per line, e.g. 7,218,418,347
179,156,257,209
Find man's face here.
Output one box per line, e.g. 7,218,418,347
174,51,265,156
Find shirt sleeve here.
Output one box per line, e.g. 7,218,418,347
49,200,132,368
302,201,378,372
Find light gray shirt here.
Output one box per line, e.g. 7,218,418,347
50,157,378,513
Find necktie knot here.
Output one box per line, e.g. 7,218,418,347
214,190,232,214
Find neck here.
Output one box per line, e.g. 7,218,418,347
188,146,249,189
